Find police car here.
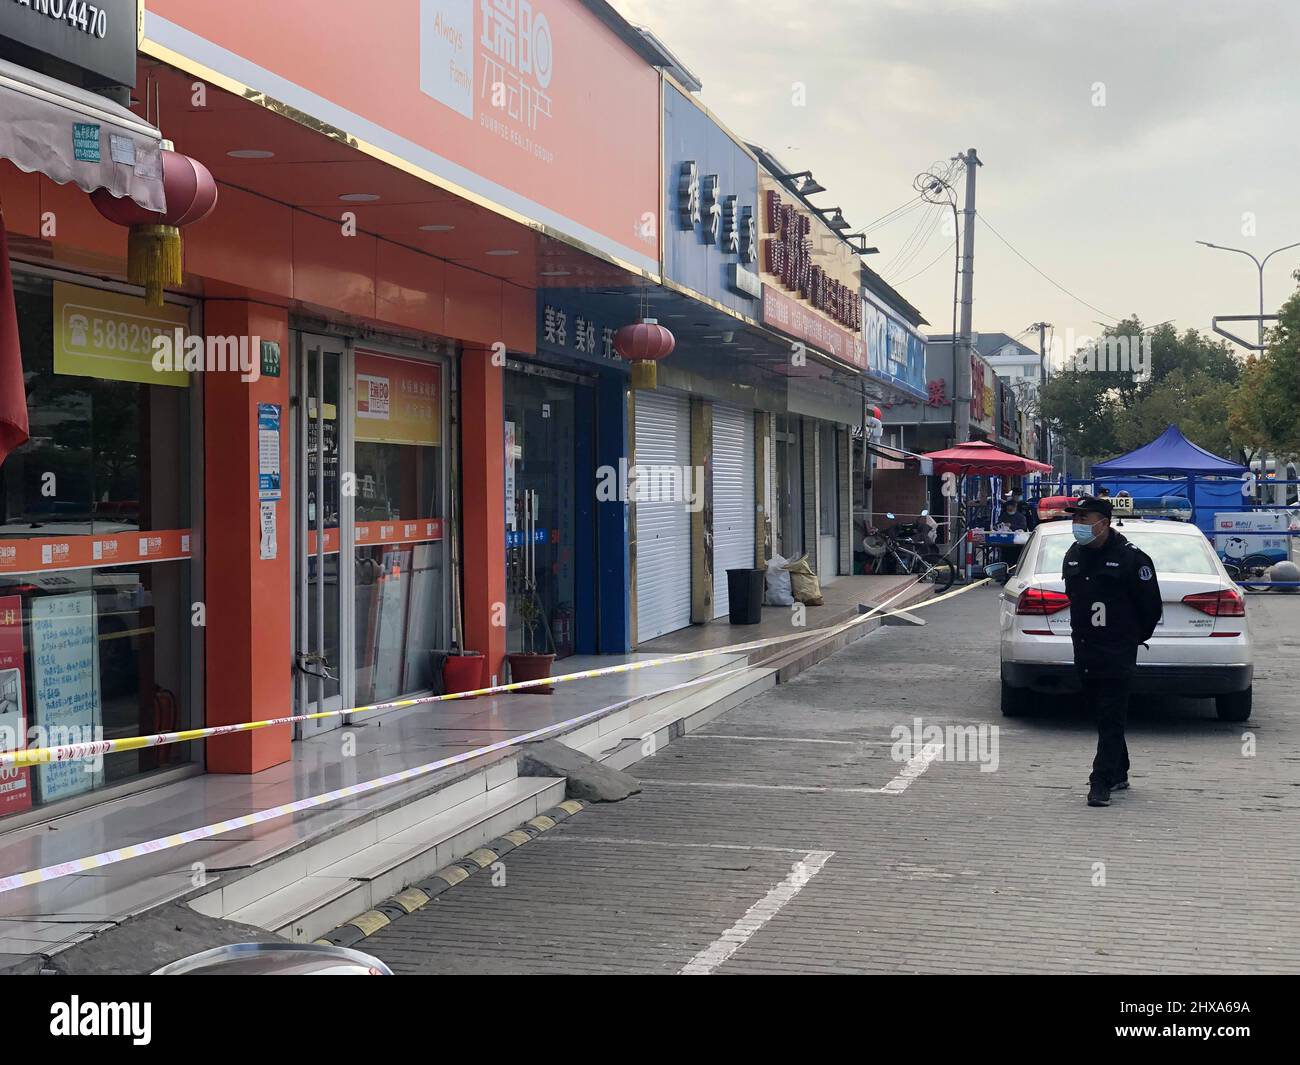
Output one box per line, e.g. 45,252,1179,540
988,516,1254,721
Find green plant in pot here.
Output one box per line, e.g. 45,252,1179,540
506,590,556,694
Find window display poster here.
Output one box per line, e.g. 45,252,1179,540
504,421,517,530
31,592,104,804
0,596,32,815
257,403,282,501
354,351,441,446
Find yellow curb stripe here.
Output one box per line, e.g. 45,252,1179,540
349,911,391,936
464,848,498,868
503,830,532,846
558,800,584,815
435,865,470,887
527,815,556,831
392,888,430,913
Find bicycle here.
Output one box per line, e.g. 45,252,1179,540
863,513,957,593
1223,553,1277,587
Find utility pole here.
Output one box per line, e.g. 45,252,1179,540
1031,321,1051,466
955,148,981,443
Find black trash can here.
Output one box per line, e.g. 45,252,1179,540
726,567,765,625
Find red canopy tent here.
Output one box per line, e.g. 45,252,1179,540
920,440,1051,476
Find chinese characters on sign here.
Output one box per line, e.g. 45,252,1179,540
763,191,861,331
542,305,621,364
479,0,555,162
677,160,760,300
927,378,947,407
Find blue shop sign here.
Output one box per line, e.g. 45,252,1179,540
863,294,927,400
662,83,761,315
535,294,629,371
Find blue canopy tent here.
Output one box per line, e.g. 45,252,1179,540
1092,424,1247,478
1089,425,1247,534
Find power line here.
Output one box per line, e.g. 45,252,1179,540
892,238,956,286
976,210,1120,322
857,194,926,235
885,203,946,279
881,201,944,277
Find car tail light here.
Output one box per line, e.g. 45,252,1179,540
1016,587,1071,615
1182,588,1246,617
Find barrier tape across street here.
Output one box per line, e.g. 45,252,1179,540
0,575,988,894
0,569,978,771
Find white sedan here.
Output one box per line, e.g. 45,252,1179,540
989,518,1254,721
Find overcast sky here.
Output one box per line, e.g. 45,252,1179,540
613,0,1300,361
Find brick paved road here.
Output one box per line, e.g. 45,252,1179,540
363,585,1300,974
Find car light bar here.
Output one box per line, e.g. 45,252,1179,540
1016,587,1071,615
1182,588,1246,617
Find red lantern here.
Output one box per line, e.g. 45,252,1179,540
91,146,218,306
613,318,675,390
871,406,882,420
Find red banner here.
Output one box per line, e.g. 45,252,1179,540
308,519,445,556
0,530,192,576
0,595,32,815
761,285,866,371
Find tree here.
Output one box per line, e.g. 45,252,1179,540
1229,274,1300,459
1039,316,1245,466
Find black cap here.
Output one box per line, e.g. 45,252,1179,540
1065,495,1112,519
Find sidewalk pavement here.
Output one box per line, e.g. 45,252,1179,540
0,573,918,968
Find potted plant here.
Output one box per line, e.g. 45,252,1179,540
506,591,555,694
441,648,486,696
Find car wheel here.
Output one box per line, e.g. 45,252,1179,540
1215,687,1252,722
1000,677,1033,717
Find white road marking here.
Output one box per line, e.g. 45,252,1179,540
878,740,945,795
534,835,811,853
679,850,834,975
685,734,866,746
638,779,881,794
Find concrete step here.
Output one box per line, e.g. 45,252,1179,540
225,776,566,943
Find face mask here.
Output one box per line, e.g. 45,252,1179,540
1072,522,1097,545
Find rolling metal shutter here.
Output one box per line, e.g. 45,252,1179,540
711,405,756,617
635,391,692,642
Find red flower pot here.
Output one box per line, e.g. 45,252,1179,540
507,652,555,695
442,653,486,697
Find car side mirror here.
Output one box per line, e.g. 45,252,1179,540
983,562,1010,584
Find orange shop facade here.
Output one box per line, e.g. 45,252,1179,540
0,0,663,826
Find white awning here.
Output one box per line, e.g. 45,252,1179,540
0,57,165,213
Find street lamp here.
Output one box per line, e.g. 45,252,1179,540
1195,240,1300,351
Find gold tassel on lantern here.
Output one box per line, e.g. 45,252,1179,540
127,223,183,307
630,360,657,390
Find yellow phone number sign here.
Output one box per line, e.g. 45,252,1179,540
53,281,191,388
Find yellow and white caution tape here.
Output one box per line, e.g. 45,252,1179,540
0,576,985,771
0,577,986,895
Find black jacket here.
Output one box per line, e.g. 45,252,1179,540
1062,530,1163,667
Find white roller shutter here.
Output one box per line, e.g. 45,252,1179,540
712,405,756,617
635,391,692,642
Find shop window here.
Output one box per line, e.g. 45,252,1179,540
774,414,803,559
819,423,839,538
351,351,446,704
0,273,194,819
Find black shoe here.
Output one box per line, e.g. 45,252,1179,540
1087,783,1111,807
1111,777,1130,791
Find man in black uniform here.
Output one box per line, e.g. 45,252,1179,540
1061,496,1164,807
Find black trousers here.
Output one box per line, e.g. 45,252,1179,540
1075,644,1136,788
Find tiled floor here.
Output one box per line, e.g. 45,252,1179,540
0,573,918,960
